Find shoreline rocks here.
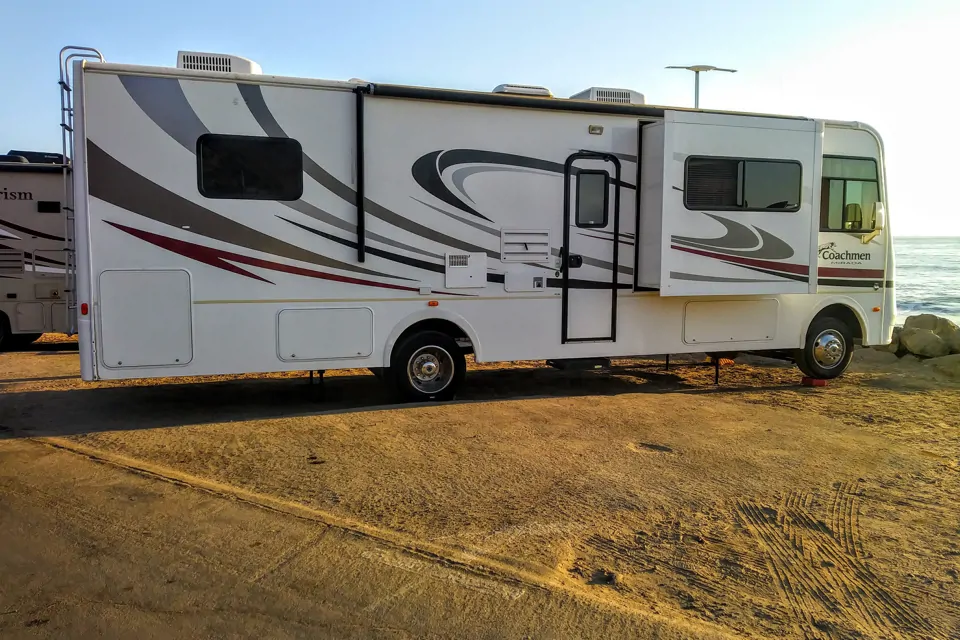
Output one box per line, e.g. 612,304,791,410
872,314,960,362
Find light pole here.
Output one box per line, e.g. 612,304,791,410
666,65,737,108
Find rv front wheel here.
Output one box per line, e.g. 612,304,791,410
795,316,853,379
391,330,466,402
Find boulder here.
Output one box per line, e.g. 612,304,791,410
935,319,960,354
904,315,960,354
924,353,960,378
904,314,940,332
900,328,951,358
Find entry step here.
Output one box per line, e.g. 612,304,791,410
546,357,611,371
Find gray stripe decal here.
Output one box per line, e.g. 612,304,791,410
237,83,357,205
118,75,438,262
237,83,500,259
449,165,546,205
285,199,442,260
86,142,400,280
669,271,779,283
119,75,208,150
672,213,795,260
550,247,633,275
411,197,500,237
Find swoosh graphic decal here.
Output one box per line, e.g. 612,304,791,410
669,271,780,283
671,213,795,260
671,244,809,275
449,165,546,205
107,222,433,293
278,216,445,275
0,219,65,242
415,149,636,222
119,75,208,151
118,75,440,262
237,84,499,258
87,142,401,280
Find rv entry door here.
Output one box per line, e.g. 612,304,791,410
561,152,621,343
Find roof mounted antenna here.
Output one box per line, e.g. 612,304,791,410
665,65,737,108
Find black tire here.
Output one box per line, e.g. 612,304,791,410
0,313,9,351
9,333,42,350
794,316,854,379
390,330,466,402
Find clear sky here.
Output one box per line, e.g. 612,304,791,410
3,0,958,235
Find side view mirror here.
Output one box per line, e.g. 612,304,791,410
860,202,885,244
873,202,885,230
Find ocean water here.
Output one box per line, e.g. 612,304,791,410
893,236,960,325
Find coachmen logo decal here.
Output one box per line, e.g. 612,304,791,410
818,242,871,263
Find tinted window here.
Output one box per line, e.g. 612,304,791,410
819,157,880,231
197,134,303,200
685,157,801,212
576,170,609,227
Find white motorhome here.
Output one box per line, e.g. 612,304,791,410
0,150,70,349
60,47,894,400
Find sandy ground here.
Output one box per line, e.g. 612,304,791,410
1,337,959,639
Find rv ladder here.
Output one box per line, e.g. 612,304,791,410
58,46,104,335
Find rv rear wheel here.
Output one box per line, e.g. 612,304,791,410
391,330,466,402
794,316,853,379
0,314,9,351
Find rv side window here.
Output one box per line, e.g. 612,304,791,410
197,134,303,201
819,156,879,231
684,157,801,212
576,170,609,228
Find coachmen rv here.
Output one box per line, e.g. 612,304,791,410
58,46,894,400
0,150,69,349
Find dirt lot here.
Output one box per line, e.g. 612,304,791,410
1,337,959,639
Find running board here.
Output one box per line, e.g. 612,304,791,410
546,357,610,371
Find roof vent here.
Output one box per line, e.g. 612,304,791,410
493,83,553,97
177,51,262,75
569,87,645,105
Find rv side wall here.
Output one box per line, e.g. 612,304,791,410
0,167,69,338
72,64,892,382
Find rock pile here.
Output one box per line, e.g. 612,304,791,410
873,314,960,377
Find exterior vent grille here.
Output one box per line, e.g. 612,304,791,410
448,254,470,267
180,54,232,73
569,87,645,105
0,250,24,275
177,51,262,75
500,229,551,263
595,89,631,104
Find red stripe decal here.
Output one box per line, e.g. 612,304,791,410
671,245,809,275
817,266,884,278
107,222,421,293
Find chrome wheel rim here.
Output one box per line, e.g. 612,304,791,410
813,330,845,369
407,345,454,394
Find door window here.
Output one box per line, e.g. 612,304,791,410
819,157,879,231
575,170,609,228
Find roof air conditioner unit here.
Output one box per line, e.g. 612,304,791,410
569,87,645,105
177,51,262,75
492,84,553,97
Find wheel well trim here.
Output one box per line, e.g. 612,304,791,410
799,297,869,345
383,309,481,366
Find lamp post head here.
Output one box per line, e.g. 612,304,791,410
665,65,737,73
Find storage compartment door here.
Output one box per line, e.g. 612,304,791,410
99,270,193,368
660,111,817,296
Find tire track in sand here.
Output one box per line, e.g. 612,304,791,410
737,482,949,640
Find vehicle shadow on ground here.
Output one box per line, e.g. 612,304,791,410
0,361,808,439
